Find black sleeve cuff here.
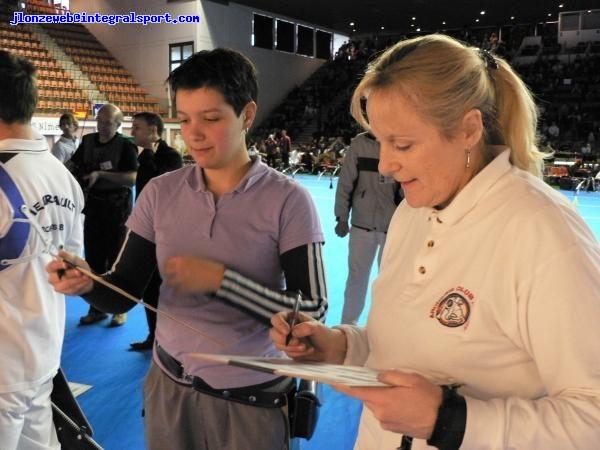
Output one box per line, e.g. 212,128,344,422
426,385,466,450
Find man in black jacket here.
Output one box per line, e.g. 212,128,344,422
129,112,183,350
69,103,138,327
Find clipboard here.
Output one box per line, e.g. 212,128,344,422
189,353,389,387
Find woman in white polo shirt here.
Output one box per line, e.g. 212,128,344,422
271,34,600,449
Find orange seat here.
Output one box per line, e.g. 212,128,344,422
549,166,569,177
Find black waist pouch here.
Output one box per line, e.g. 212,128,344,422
289,379,321,439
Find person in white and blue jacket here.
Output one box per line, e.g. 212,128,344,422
0,50,84,450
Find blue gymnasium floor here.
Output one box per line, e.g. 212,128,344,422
60,175,600,450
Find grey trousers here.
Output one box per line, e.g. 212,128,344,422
341,227,387,324
143,362,290,450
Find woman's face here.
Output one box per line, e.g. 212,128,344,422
367,89,476,209
176,87,253,170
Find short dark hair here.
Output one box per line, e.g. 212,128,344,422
167,48,258,116
132,111,164,135
59,112,77,128
0,50,37,124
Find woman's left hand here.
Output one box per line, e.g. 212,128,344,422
163,255,225,295
334,370,443,439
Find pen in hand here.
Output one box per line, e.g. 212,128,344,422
285,291,302,346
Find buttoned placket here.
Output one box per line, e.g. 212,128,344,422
415,210,444,279
198,190,217,239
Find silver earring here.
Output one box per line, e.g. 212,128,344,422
466,149,471,168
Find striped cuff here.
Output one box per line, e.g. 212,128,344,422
216,267,327,323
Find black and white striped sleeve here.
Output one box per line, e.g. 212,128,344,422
215,242,328,325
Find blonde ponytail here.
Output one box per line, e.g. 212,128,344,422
491,58,544,177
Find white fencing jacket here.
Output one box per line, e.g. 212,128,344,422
0,133,84,392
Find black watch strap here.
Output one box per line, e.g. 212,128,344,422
426,385,467,450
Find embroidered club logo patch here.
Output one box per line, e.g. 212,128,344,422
430,287,475,328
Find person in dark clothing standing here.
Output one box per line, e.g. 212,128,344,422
129,111,183,350
264,133,278,167
68,103,138,327
278,129,292,168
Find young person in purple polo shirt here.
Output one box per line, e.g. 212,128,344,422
47,48,328,450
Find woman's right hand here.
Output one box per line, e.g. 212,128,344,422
270,311,347,364
45,250,94,296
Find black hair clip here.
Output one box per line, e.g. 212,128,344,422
479,49,498,70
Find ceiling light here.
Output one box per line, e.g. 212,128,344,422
349,22,354,26
381,26,385,30
412,17,416,21
480,11,486,15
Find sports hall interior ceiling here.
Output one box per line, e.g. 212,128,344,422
230,0,597,35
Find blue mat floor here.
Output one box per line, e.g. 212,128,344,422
60,176,600,450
